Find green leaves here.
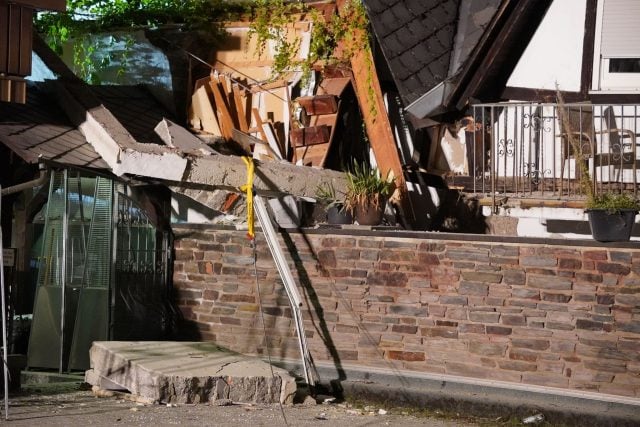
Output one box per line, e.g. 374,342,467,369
586,192,640,212
344,161,394,213
35,0,248,83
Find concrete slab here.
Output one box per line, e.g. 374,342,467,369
85,341,297,405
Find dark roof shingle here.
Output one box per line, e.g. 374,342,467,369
0,83,108,168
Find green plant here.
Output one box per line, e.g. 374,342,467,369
344,162,393,214
585,192,640,212
35,0,247,83
315,181,346,210
247,0,377,115
557,88,640,214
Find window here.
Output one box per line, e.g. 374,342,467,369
592,0,640,91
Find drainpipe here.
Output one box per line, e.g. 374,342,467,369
1,163,49,197
0,162,48,420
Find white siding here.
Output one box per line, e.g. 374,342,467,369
506,0,585,93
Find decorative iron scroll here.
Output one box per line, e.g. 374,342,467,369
523,113,552,133
524,163,551,185
498,138,515,157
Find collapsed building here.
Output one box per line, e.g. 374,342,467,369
1,0,640,417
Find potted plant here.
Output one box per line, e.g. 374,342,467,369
344,162,394,226
556,91,639,242
315,181,352,224
585,192,639,242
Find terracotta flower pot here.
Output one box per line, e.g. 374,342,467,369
354,202,384,225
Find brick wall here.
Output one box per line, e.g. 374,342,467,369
172,225,640,398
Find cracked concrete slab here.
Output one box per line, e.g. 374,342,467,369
85,341,297,405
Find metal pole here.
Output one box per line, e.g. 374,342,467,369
59,170,69,374
1,185,9,419
253,195,315,386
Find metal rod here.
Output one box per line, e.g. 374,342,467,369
1,184,9,420
59,170,69,374
253,195,314,386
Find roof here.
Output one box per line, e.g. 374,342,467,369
0,83,108,168
0,79,179,171
364,0,500,108
91,85,171,146
365,0,552,119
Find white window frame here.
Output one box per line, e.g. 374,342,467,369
591,0,640,93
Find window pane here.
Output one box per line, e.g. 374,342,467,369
609,58,640,73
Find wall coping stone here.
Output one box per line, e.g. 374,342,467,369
171,224,640,249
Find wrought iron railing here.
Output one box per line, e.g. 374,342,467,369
455,102,640,209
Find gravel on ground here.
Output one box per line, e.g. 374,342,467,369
1,382,491,427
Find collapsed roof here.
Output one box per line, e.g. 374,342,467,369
364,0,553,119
0,36,348,201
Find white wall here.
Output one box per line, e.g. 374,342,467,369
507,0,586,92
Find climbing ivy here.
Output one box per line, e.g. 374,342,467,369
36,0,378,116
35,0,247,83
247,0,377,115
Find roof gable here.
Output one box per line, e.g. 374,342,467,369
365,0,461,106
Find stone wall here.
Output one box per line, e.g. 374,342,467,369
172,225,640,398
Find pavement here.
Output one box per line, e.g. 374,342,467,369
2,380,482,427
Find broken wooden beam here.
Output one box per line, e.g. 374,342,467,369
209,77,235,141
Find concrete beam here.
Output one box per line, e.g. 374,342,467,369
87,341,297,405
154,118,218,156
50,80,346,198
49,81,188,181
182,154,348,199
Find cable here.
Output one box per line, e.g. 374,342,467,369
174,43,292,104
252,239,289,426
242,157,288,426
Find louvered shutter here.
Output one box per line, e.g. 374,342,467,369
601,0,640,57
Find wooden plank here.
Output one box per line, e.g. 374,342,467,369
0,79,11,102
232,83,249,132
232,128,280,159
18,6,33,76
348,31,404,187
190,84,222,136
209,79,235,141
6,4,23,75
12,78,26,104
250,79,289,93
290,125,330,147
194,74,212,91
297,95,337,115
262,122,284,160
0,4,8,72
13,0,66,11
251,107,272,160
251,108,269,141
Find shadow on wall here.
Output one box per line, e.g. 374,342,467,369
429,189,487,234
171,293,203,341
280,231,346,390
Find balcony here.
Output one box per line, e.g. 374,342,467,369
448,102,640,211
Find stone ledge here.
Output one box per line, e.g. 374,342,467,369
85,341,297,405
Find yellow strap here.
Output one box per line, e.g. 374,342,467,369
241,156,255,240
